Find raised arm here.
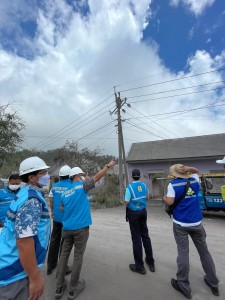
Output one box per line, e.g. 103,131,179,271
93,160,116,183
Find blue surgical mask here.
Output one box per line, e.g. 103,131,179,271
38,174,50,187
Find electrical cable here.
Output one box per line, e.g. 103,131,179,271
118,66,225,93
126,80,225,99
31,92,114,149
129,86,225,104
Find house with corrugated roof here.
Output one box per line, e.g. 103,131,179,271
126,133,225,199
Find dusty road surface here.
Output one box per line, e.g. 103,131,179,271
41,203,225,300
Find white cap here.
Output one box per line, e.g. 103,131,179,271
59,165,71,176
69,167,84,178
216,156,225,164
19,156,49,176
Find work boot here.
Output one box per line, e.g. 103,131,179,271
129,264,146,275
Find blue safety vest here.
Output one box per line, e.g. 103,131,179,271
61,182,92,230
0,186,51,287
0,187,20,222
171,177,202,224
127,181,148,211
51,179,71,222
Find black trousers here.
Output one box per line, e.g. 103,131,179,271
128,208,154,269
47,220,63,271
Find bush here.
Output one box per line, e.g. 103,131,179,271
93,174,121,208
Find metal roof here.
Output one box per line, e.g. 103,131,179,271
126,133,225,162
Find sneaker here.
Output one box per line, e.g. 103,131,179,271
68,279,85,300
129,264,146,275
145,258,155,272
171,278,192,299
66,266,72,275
203,275,219,296
55,282,67,299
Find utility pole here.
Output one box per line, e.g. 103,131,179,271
111,88,129,203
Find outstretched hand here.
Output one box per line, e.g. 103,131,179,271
107,160,116,168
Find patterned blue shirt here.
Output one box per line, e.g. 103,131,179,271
15,190,43,239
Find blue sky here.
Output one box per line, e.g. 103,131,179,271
0,0,225,156
143,0,225,71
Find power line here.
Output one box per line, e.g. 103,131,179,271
129,106,179,138
125,120,166,140
129,86,225,104
31,92,114,149
125,110,171,139
126,80,225,99
126,100,225,120
41,120,115,150
118,67,225,93
36,103,115,150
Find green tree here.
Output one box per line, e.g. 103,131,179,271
0,103,25,154
0,103,25,173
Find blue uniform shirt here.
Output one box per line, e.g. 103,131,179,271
0,187,20,222
125,181,149,211
61,178,95,230
0,185,51,287
170,177,202,225
50,179,71,222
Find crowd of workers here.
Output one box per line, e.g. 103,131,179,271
0,156,222,300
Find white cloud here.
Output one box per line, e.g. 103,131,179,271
170,0,215,16
0,0,225,157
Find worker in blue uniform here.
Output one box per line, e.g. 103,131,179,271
0,156,51,300
0,173,21,227
47,165,72,275
164,164,219,299
125,169,155,275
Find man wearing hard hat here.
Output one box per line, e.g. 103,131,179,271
47,165,72,275
55,160,116,300
0,156,51,300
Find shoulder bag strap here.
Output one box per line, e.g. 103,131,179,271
172,178,190,209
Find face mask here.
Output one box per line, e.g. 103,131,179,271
80,176,85,181
9,184,20,191
38,174,50,187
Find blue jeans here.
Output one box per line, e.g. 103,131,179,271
127,208,154,269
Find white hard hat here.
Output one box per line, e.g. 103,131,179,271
59,165,71,176
216,156,225,164
69,167,84,178
19,156,50,176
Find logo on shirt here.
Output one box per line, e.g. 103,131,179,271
138,186,143,192
186,187,195,196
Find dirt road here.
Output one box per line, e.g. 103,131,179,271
41,204,225,300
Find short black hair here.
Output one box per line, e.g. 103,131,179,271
9,173,20,181
132,169,141,180
59,175,69,180
20,170,39,183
